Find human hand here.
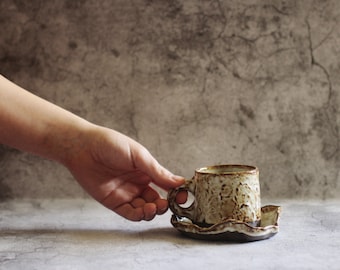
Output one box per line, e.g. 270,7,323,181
0,75,185,221
63,124,185,221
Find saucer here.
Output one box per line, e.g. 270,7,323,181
170,205,281,242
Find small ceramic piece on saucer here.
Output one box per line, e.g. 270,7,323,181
170,205,281,242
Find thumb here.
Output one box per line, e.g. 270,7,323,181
131,144,185,190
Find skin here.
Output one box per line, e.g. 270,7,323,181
0,75,186,221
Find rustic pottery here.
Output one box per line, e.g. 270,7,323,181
168,164,261,226
171,205,281,242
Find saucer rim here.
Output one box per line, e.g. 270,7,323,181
170,205,281,241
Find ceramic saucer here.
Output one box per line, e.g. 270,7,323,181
170,205,281,242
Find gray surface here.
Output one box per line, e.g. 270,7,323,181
0,199,339,270
0,0,339,200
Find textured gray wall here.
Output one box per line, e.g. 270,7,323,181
0,0,339,200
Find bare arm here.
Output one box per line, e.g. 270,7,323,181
0,75,184,221
0,75,89,162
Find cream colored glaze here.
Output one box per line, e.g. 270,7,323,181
168,164,261,225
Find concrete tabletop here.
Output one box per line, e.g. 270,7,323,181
0,199,339,270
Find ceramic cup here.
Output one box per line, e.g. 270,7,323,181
168,164,261,226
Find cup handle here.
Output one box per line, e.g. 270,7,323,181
167,178,196,220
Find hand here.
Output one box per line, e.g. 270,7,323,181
0,75,185,221
63,124,185,221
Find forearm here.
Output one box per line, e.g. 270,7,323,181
0,75,92,164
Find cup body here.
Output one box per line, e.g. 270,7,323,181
168,165,261,226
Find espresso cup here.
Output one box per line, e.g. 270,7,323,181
168,164,261,226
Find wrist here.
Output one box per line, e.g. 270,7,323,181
41,117,95,166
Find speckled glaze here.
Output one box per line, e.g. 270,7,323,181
171,205,280,242
168,165,261,226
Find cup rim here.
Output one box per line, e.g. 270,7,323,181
196,164,258,175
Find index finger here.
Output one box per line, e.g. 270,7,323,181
131,145,185,190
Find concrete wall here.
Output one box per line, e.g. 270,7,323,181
0,0,339,200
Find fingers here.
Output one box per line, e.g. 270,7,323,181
115,198,168,221
131,144,185,190
114,203,145,221
175,190,188,204
114,187,169,221
154,198,168,215
141,188,168,215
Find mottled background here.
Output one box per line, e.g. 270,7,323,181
0,0,339,201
